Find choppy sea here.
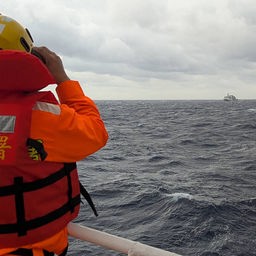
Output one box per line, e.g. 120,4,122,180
69,100,256,256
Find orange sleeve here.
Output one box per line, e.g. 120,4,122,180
30,80,108,162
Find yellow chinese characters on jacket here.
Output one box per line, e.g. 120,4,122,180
0,135,11,160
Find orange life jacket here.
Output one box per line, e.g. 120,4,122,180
0,50,82,248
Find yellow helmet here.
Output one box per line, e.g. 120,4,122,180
0,14,33,52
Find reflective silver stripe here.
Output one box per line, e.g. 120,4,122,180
0,24,5,34
0,116,16,133
33,102,61,115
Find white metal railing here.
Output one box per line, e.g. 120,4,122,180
68,222,182,256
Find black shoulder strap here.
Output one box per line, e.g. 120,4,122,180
79,182,98,217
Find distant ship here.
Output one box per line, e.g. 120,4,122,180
224,93,237,101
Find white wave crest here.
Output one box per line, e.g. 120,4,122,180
170,193,193,202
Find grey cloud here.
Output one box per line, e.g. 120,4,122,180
2,0,256,99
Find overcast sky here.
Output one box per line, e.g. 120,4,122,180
1,0,256,100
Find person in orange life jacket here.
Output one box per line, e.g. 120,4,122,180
0,14,108,255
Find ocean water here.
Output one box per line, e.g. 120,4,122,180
69,100,256,256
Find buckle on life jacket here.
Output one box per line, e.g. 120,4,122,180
26,138,48,161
